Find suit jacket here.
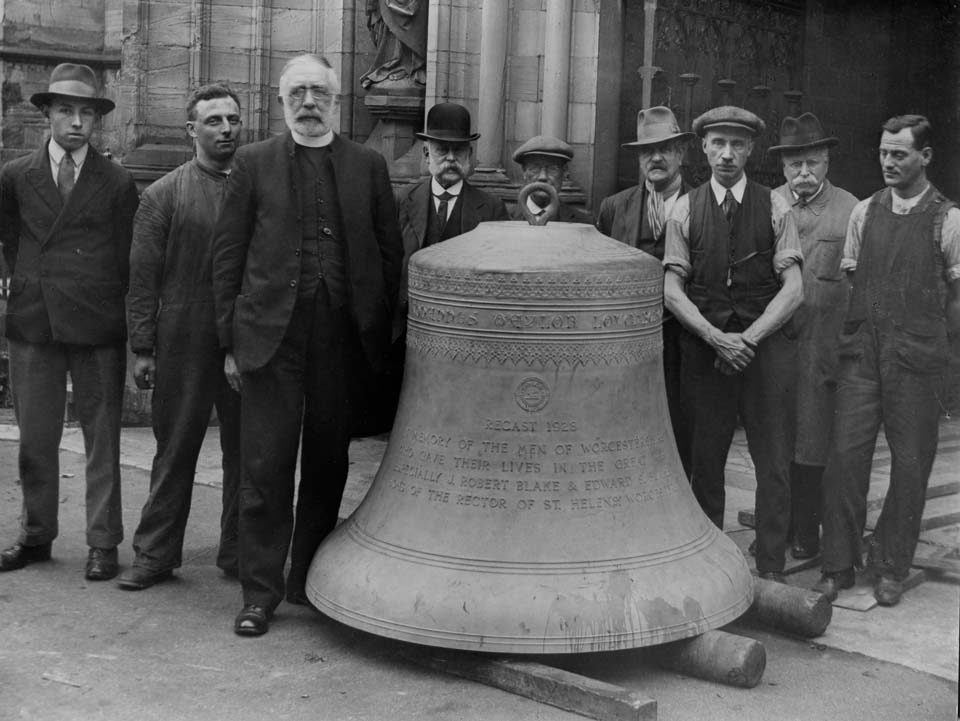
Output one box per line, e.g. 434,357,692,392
212,132,403,374
596,181,689,252
0,142,139,345
395,178,508,336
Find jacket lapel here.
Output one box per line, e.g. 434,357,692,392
406,180,431,250
458,182,483,234
623,185,644,247
24,145,62,220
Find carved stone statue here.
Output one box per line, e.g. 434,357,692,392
360,0,427,92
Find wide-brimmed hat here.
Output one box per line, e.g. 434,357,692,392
768,113,838,153
30,63,115,114
415,102,480,143
692,106,765,137
622,106,695,148
512,135,573,164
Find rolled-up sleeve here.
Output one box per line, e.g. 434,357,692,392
770,190,803,276
841,199,870,275
941,207,960,281
663,194,692,279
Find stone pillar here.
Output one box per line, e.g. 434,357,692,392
475,0,508,172
541,0,573,140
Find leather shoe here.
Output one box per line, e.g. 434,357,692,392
0,542,52,571
758,571,786,583
234,604,271,636
812,568,855,602
85,547,119,581
790,540,820,560
874,575,903,606
117,566,173,591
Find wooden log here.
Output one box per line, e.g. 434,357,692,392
740,576,832,638
650,629,765,689
406,649,657,721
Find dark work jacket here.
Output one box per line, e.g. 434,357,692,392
596,181,689,260
686,180,778,330
0,143,139,345
841,186,955,375
211,132,403,374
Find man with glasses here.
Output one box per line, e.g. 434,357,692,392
212,54,403,636
118,84,244,591
510,135,592,223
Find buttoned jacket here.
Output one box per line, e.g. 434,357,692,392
0,143,139,345
211,132,403,373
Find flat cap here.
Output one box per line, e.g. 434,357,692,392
692,106,766,137
512,135,573,164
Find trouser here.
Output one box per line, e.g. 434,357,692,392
8,339,125,549
662,317,692,479
681,328,796,574
789,462,823,549
130,329,241,573
820,355,940,580
238,295,352,612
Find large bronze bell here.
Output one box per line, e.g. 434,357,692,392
307,185,753,653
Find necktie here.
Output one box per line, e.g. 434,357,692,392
436,191,454,232
58,152,76,203
722,189,737,221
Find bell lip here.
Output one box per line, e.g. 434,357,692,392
306,521,755,654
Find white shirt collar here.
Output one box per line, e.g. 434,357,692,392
891,183,930,214
291,129,334,148
710,173,747,205
48,138,88,169
791,182,824,204
431,178,463,198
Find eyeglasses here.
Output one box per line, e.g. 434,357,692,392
286,85,337,105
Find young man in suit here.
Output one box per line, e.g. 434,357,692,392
0,63,139,581
212,54,403,636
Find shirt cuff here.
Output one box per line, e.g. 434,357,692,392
840,258,857,274
773,250,802,276
947,264,960,282
663,256,690,279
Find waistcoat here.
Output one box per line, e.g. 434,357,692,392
687,179,777,330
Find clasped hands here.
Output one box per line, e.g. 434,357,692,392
707,329,756,375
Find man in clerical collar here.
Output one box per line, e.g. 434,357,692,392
768,113,858,565
510,135,592,224
663,105,804,583
212,53,403,636
596,106,695,478
0,63,139,583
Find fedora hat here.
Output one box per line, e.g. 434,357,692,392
415,102,480,143
30,63,115,114
622,106,695,148
768,113,838,153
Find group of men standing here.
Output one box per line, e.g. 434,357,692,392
0,57,956,639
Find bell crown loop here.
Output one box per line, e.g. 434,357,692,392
518,181,560,226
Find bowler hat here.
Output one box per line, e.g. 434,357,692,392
622,106,695,148
768,113,838,153
692,106,765,137
30,63,115,115
512,135,573,164
415,102,480,143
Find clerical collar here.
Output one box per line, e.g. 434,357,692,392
48,138,89,168
710,174,747,205
292,129,334,148
431,178,463,197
